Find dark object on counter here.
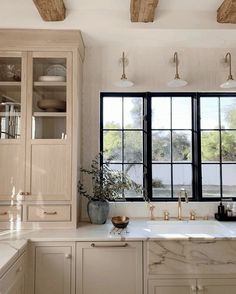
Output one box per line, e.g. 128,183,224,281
112,216,129,229
215,213,236,221
218,201,225,216
87,200,109,224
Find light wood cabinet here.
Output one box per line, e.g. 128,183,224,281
0,30,84,228
35,244,75,294
76,241,143,294
0,52,26,201
0,252,26,294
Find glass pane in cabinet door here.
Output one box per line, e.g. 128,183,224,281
32,57,67,139
0,57,22,139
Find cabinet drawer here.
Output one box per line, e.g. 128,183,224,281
0,205,22,221
0,252,26,292
27,205,71,222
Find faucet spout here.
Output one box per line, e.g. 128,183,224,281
178,189,188,220
178,191,182,220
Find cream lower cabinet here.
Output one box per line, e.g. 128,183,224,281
76,241,143,294
197,278,236,294
34,244,75,294
0,252,26,294
148,278,236,294
148,279,197,294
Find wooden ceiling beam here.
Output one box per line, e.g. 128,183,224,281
217,0,236,23
33,0,66,21
130,0,159,23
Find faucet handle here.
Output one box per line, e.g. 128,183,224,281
190,209,196,220
185,191,188,203
163,210,169,221
149,203,156,220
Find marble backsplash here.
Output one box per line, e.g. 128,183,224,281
80,199,219,221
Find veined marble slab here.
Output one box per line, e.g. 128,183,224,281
147,240,236,275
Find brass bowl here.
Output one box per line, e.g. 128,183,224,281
111,216,129,229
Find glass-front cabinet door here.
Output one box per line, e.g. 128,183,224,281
0,52,26,200
26,52,72,201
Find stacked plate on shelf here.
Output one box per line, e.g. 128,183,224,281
38,64,66,82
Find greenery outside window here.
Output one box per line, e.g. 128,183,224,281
100,92,236,201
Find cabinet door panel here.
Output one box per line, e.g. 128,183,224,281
198,278,236,294
4,274,24,294
76,242,142,294
0,144,24,199
0,253,26,294
29,144,71,200
148,279,196,294
35,246,72,294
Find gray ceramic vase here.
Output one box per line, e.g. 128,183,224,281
87,199,109,224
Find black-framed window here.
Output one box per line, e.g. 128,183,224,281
100,92,236,201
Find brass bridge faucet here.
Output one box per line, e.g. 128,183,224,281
178,188,188,220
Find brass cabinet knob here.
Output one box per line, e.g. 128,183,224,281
0,212,8,216
191,286,197,292
65,253,72,259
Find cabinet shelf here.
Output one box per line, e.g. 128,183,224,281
0,111,21,116
33,112,67,117
0,81,21,87
34,81,66,87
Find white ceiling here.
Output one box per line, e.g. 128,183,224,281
65,0,223,11
0,0,236,47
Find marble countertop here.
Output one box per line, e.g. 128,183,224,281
1,219,236,277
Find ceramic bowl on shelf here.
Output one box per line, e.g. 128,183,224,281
37,99,66,112
46,64,66,77
111,216,129,229
38,76,65,82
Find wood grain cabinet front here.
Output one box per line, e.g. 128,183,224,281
0,205,22,222
27,205,71,222
0,30,84,228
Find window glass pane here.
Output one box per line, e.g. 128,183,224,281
221,97,236,129
108,164,122,172
124,97,142,129
222,164,236,198
103,131,122,162
152,164,171,198
152,97,170,129
124,131,143,163
173,164,192,197
32,117,66,139
172,131,192,162
0,57,22,139
221,131,236,162
202,164,220,197
152,131,171,162
200,97,219,129
103,97,122,129
201,131,219,162
172,97,191,129
124,164,143,198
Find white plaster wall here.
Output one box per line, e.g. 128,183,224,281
80,46,236,221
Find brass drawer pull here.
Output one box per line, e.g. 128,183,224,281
0,212,8,216
19,192,30,196
91,243,128,248
43,211,57,215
